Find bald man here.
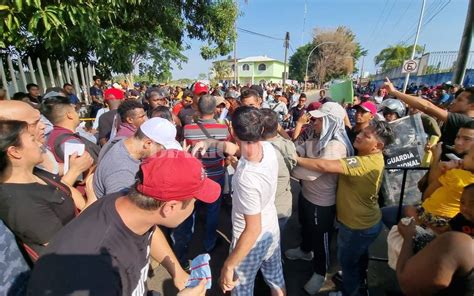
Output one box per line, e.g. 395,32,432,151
0,100,46,143
0,100,92,187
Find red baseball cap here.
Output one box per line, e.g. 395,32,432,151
193,82,209,95
307,101,321,112
355,101,377,115
104,88,124,101
136,150,221,203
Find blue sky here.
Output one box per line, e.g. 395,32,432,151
171,0,471,80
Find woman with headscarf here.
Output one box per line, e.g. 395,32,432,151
286,102,354,295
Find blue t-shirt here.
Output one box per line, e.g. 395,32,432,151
89,86,103,100
68,94,80,105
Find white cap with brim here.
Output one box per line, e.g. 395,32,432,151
140,117,182,150
308,102,346,120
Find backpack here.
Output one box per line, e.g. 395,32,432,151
53,133,101,164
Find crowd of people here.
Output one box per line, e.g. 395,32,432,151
0,75,473,296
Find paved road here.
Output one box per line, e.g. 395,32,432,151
148,178,402,296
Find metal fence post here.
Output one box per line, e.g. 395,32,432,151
18,58,28,91
56,60,64,87
27,57,37,85
37,58,47,91
79,62,89,104
7,55,19,93
46,58,55,87
64,61,71,84
0,58,10,99
87,64,93,86
71,61,81,103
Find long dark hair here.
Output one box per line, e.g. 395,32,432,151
0,120,28,174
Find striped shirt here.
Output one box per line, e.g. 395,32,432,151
183,119,230,180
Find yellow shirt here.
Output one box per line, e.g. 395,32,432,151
337,153,384,229
422,169,474,218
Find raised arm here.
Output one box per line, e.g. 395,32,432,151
383,77,448,122
397,221,473,295
296,156,344,174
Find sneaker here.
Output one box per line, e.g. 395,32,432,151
304,273,326,295
284,247,313,261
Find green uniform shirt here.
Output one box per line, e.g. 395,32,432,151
337,153,384,229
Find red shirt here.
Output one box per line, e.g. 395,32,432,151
47,126,81,163
172,102,185,115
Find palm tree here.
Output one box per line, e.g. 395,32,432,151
374,44,423,73
211,61,232,81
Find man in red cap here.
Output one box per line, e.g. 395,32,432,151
178,82,209,126
346,101,377,145
28,150,220,295
97,89,125,145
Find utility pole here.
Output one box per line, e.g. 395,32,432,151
283,32,290,89
301,0,307,46
359,56,365,85
402,0,426,93
452,0,473,86
233,42,238,85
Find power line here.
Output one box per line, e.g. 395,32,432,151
391,0,414,39
237,27,284,41
398,0,442,42
289,42,296,54
365,0,391,45
374,0,398,42
403,0,452,43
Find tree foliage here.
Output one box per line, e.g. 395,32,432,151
290,26,366,84
310,26,366,84
211,61,232,80
288,43,313,82
374,44,423,73
0,0,238,79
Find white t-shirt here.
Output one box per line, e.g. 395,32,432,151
231,141,279,243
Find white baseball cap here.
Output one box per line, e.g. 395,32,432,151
308,102,346,120
140,118,182,150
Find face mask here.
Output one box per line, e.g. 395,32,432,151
267,95,274,102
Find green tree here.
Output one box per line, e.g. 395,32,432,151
211,61,232,80
0,0,238,79
374,44,423,73
197,73,207,80
289,27,366,84
289,43,313,82
306,26,366,85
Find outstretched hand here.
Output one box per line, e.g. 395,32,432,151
220,266,239,293
397,218,416,240
383,77,397,94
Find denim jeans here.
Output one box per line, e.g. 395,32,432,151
337,220,383,296
171,176,224,266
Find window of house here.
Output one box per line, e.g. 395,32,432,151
242,64,250,71
258,63,266,71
